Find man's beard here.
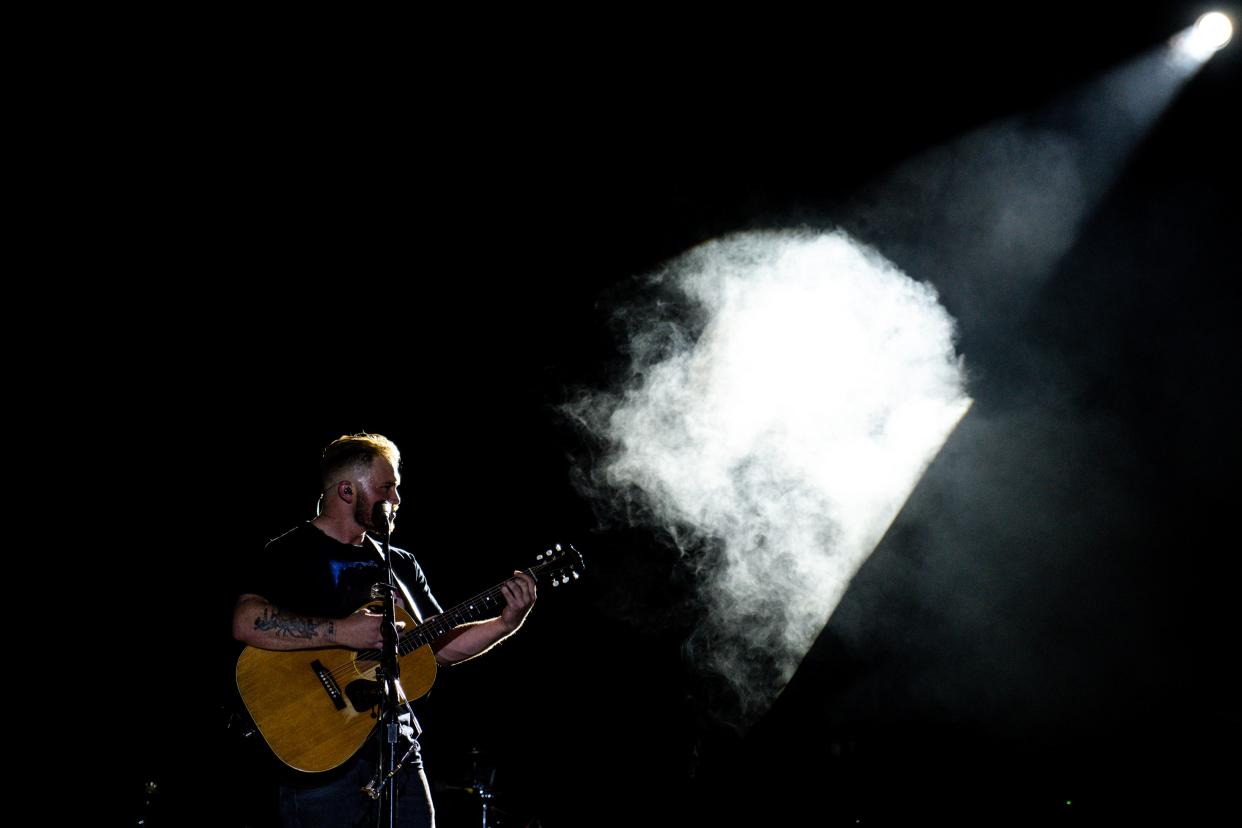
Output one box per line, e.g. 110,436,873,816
355,495,394,534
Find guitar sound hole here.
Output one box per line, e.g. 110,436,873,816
343,679,381,714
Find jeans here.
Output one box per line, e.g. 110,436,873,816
278,741,434,828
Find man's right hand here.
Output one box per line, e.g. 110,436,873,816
333,607,405,650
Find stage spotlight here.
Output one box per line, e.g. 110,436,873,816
1176,11,1233,60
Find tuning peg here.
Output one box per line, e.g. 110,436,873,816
572,571,579,579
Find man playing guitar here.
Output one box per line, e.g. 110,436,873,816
233,432,536,827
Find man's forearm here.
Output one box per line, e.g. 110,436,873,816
433,618,519,665
233,595,339,651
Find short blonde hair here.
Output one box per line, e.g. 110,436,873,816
320,433,400,489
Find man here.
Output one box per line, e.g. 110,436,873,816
233,432,536,827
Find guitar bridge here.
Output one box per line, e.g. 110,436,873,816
310,659,347,711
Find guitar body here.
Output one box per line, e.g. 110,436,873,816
235,604,437,773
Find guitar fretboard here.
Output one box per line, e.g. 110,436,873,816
398,581,513,653
393,556,566,653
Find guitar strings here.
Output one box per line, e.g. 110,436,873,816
322,582,513,682
321,558,569,684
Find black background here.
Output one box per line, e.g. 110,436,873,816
98,4,1238,825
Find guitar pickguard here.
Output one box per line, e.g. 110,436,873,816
343,678,382,714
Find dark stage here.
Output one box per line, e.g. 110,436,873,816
104,5,1237,825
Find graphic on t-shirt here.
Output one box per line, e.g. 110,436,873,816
329,558,383,600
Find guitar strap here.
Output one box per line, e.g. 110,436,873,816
364,535,431,624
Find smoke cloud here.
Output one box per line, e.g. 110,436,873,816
569,229,972,725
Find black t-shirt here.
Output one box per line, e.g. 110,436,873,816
243,522,442,623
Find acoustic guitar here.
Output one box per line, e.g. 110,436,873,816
235,543,583,772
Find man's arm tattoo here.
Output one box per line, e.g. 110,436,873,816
254,607,335,640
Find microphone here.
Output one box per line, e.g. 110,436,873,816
372,501,393,535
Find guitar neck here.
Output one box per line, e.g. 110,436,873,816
395,545,581,655
398,570,530,653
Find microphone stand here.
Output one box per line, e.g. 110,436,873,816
373,502,401,828
471,746,498,828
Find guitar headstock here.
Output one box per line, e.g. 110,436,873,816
530,543,584,588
